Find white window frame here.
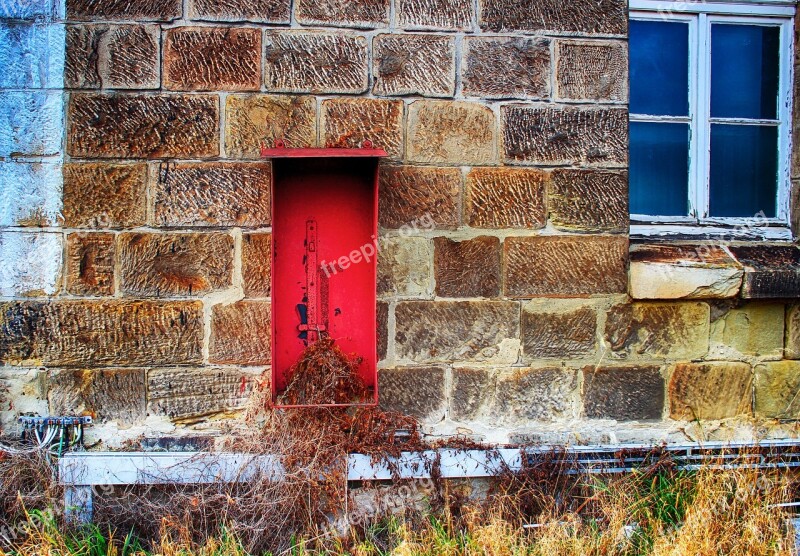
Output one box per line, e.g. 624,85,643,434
629,0,795,240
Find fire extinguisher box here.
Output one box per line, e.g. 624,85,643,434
262,146,387,407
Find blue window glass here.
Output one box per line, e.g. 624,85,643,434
711,24,780,120
630,20,690,117
630,122,690,216
709,124,778,217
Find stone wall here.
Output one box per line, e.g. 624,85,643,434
1,0,799,447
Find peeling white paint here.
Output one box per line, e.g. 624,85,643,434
0,231,62,296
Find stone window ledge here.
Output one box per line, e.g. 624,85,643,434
629,243,800,300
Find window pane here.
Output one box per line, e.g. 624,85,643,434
630,20,690,117
709,124,778,217
711,24,780,120
630,121,690,216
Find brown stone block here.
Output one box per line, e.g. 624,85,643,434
68,94,219,159
408,100,496,164
397,0,473,29
669,362,752,421
464,167,546,229
66,233,115,296
549,169,628,232
225,94,316,158
496,367,579,422
584,366,664,421
296,0,389,28
264,32,368,94
209,300,271,365
502,105,627,165
556,40,627,102
0,300,204,367
63,163,147,228
119,233,233,297
378,366,445,420
321,98,403,158
377,301,388,360
379,165,461,229
728,245,800,299
755,361,800,419
153,162,271,228
521,301,596,360
450,367,492,421
49,368,146,424
148,367,258,420
67,0,181,21
504,236,627,297
395,301,519,364
242,233,271,298
188,0,290,22
434,236,500,298
373,34,455,97
463,37,550,99
479,0,626,35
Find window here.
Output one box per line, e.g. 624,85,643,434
629,1,794,238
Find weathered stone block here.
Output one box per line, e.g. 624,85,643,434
496,367,578,422
378,367,445,420
549,169,628,232
66,0,182,21
464,167,546,229
296,0,389,28
0,22,64,89
728,245,800,299
164,27,260,91
397,0,473,29
395,301,519,364
225,94,316,157
373,34,455,97
0,300,204,367
709,303,784,359
0,162,62,227
379,165,460,229
604,303,710,361
479,0,627,35
521,300,596,361
68,94,219,158
408,100,496,164
668,362,752,421
0,92,63,157
154,162,271,228
0,0,50,20
434,236,500,298
450,367,492,421
463,37,549,99
556,40,627,102
119,233,233,297
63,163,147,228
0,368,47,433
321,98,403,158
755,361,800,419
66,233,115,296
0,232,61,297
377,301,388,360
504,236,627,297
378,237,432,297
210,301,270,365
502,105,628,166
49,369,146,424
584,366,664,421
242,233,271,298
188,0,290,22
264,32,368,94
786,304,800,359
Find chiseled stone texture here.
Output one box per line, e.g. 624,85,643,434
0,300,204,367
504,236,627,297
209,301,271,365
188,0,291,23
0,0,51,20
786,304,800,360
464,167,546,229
668,362,752,421
709,303,784,360
66,233,115,296
242,233,271,298
264,32,368,94
63,163,147,229
321,98,404,158
395,301,520,364
434,236,500,298
154,162,271,228
296,0,389,28
66,24,160,89
378,367,446,420
521,300,596,361
496,367,579,422
66,0,182,21
728,245,800,299
584,366,665,421
0,232,62,297
119,233,234,297
68,94,219,158
629,245,743,300
755,361,800,419
49,368,146,424
408,100,496,164
0,92,63,157
549,169,628,233
377,301,388,360
379,165,461,230
556,41,627,102
0,22,64,89
479,0,627,35
397,0,473,29
148,367,258,421
0,162,62,227
502,105,627,166
604,302,710,361
463,37,550,99
225,95,316,157
373,34,455,97
378,236,433,298
450,367,492,421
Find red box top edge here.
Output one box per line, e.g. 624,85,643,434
260,147,389,159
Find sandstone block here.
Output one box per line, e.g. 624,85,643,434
0,92,63,157
0,232,61,297
496,367,579,422
242,233,271,298
63,163,146,228
755,361,800,419
479,0,627,35
728,245,800,299
188,0,290,22
225,94,316,157
521,300,596,361
0,22,64,89
397,0,473,29
379,165,460,229
66,0,182,21
584,366,664,421
377,236,432,297
0,0,50,19
377,301,388,360
434,236,500,298
296,0,389,28
549,169,628,232
668,362,752,420
49,368,146,424
786,304,800,359
709,303,784,359
450,367,492,421
378,366,445,420
408,100,496,164
0,368,47,433
556,40,627,101
463,37,550,99
0,162,62,227
464,167,546,229
209,301,271,365
373,33,455,97
66,233,115,296
321,98,403,158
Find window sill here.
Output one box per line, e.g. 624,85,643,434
630,223,793,242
